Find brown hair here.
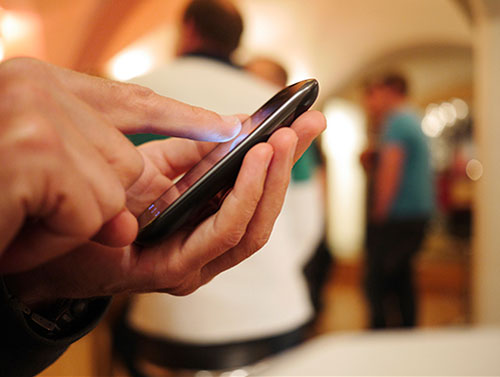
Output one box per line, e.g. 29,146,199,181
364,73,409,96
183,0,243,57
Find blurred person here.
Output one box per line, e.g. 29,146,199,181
245,57,332,317
361,73,433,329
0,56,325,377
116,0,324,374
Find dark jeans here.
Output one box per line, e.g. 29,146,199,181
364,218,428,329
303,237,334,316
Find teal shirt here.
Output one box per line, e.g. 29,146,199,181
127,133,167,146
381,109,434,219
291,143,320,182
128,134,320,182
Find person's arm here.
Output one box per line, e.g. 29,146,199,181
372,144,405,222
0,57,326,374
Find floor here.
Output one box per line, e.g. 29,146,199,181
315,232,470,334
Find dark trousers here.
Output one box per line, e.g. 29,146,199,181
364,219,427,329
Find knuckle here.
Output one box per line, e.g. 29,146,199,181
0,57,46,79
125,147,145,181
80,212,104,239
215,225,245,250
125,84,156,111
189,105,207,118
8,114,64,156
112,83,158,122
127,83,155,100
107,143,145,187
163,256,190,285
101,185,126,219
247,232,271,253
0,77,46,111
168,282,199,297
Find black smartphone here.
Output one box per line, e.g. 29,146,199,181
135,79,319,245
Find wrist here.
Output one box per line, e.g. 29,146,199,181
1,275,96,338
3,273,55,309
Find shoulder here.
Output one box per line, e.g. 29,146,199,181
128,57,277,114
383,108,422,142
388,109,420,129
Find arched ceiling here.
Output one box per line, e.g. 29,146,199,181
0,0,472,99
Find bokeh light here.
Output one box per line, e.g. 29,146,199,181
466,159,483,181
422,98,469,138
451,97,469,120
108,48,154,81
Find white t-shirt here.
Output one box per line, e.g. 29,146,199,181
126,56,319,343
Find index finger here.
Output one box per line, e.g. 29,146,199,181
44,62,242,142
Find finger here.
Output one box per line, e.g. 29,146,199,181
45,62,242,142
137,113,248,179
139,143,274,288
92,209,139,247
125,139,220,216
0,111,129,273
0,167,102,274
289,110,327,163
138,138,216,180
201,127,298,280
138,110,324,181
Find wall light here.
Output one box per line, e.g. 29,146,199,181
322,99,366,259
108,48,154,81
0,9,44,59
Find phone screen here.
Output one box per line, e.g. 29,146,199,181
138,98,282,229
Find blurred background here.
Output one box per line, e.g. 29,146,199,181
1,0,499,375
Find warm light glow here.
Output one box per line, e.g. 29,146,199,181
451,97,469,120
1,12,32,41
322,99,366,258
0,40,4,61
422,98,469,137
422,112,445,138
108,48,154,81
0,10,44,59
438,102,457,126
466,159,483,181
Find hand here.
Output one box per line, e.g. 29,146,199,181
4,110,326,303
0,57,242,274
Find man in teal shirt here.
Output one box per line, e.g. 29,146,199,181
362,74,433,329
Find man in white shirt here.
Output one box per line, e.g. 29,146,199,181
119,0,323,372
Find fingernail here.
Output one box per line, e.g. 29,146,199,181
289,136,298,162
264,148,274,170
220,115,242,140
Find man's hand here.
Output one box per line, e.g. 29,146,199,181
0,57,326,303
0,57,241,274
4,111,326,303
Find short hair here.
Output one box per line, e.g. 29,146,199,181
364,73,409,97
381,73,408,96
183,0,243,57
